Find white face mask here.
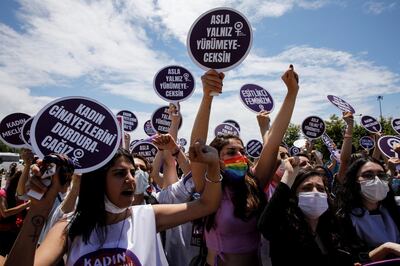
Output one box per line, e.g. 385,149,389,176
134,169,149,195
104,195,128,214
298,191,329,219
360,176,389,202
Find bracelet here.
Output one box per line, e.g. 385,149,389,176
205,174,223,183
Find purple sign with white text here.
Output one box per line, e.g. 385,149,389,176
289,146,301,156
151,106,182,134
21,117,33,149
116,110,138,132
245,139,262,158
359,136,375,150
223,119,240,132
30,97,121,173
0,113,31,148
392,118,400,135
327,95,355,114
131,142,158,163
321,133,340,161
377,136,400,159
144,120,156,136
187,7,253,72
361,115,382,133
214,123,240,137
239,84,274,113
153,65,195,102
301,116,326,139
179,138,187,147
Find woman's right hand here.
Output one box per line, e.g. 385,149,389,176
281,156,300,188
189,140,219,167
201,69,224,97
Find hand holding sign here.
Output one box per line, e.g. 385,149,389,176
361,115,382,133
342,111,354,126
201,69,224,97
281,65,299,92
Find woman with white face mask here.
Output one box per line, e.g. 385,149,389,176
258,157,354,266
335,157,400,263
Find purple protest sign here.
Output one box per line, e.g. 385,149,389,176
392,118,400,135
239,84,274,113
129,139,140,153
321,133,340,161
30,96,121,173
131,142,158,163
327,95,355,114
0,113,31,149
179,138,187,147
359,136,375,150
245,139,262,158
301,116,326,139
377,136,400,159
144,120,157,136
214,123,240,137
116,110,138,132
289,146,301,156
153,65,195,102
21,117,34,149
361,115,382,133
223,119,240,132
187,7,253,72
151,106,182,134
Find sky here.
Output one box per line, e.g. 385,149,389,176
0,0,399,146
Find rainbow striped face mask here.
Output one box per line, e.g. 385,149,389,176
222,154,249,181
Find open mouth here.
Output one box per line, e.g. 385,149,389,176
121,190,135,196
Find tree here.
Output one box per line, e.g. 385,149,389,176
283,123,300,147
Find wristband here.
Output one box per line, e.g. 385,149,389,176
205,174,223,183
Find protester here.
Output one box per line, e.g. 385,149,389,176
190,66,299,265
258,158,354,265
335,157,400,263
3,143,221,266
0,170,30,261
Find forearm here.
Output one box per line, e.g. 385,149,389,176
176,149,191,175
4,205,52,266
150,151,164,188
1,202,29,218
337,125,353,183
255,91,298,187
190,95,213,144
60,183,79,214
198,163,221,213
162,151,179,187
17,163,31,196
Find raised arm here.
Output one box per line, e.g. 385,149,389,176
190,69,224,193
153,141,221,232
253,66,299,189
337,112,354,184
17,148,34,197
257,111,271,144
149,149,165,188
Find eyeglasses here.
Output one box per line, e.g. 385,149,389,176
359,171,389,181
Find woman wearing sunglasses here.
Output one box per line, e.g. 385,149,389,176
335,157,400,263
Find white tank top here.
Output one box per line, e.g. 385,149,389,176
66,205,168,266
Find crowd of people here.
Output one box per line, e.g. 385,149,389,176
0,67,400,266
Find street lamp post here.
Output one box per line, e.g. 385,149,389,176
377,96,383,120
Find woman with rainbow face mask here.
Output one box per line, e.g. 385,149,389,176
190,66,299,266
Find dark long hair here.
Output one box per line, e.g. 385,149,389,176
285,170,346,252
205,134,264,231
68,148,135,245
335,157,400,224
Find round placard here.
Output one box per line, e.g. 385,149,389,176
144,120,157,136
0,113,31,149
245,139,262,158
359,136,375,150
151,106,182,134
153,65,195,102
30,96,121,173
187,7,253,72
223,119,240,132
377,136,400,159
239,84,274,113
392,118,400,135
116,110,138,132
301,116,326,139
327,95,355,114
131,142,158,163
361,115,382,133
21,116,34,149
214,123,240,137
